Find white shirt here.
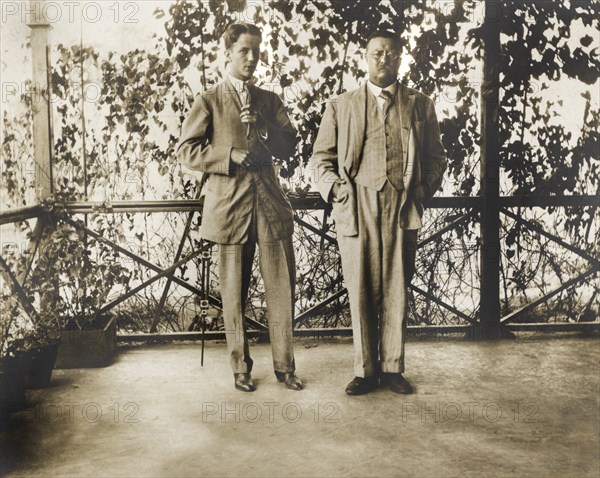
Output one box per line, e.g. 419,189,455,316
227,72,268,141
228,73,250,104
367,80,397,111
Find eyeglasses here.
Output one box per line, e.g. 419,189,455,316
369,51,401,62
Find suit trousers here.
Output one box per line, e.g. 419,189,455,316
337,181,417,378
218,200,296,375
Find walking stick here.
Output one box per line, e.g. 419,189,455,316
199,243,211,366
193,173,210,367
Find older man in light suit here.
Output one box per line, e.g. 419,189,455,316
310,30,446,395
177,23,303,392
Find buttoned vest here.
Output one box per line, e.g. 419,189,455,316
354,89,404,190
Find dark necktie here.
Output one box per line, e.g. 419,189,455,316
380,89,393,116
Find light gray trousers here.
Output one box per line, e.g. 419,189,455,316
218,218,296,375
337,181,417,378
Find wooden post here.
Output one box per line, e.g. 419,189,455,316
477,0,513,340
24,0,54,322
27,0,53,200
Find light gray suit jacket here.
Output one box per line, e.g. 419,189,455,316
176,80,298,244
310,82,447,235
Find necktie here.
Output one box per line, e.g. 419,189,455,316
380,90,393,116
240,82,252,139
240,82,250,106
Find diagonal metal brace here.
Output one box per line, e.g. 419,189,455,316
150,208,199,333
417,210,477,249
293,289,347,326
98,249,205,314
67,219,268,331
500,266,599,324
502,208,600,268
0,254,42,324
409,283,478,325
293,214,337,245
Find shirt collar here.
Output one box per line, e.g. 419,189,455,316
367,80,397,99
227,73,249,95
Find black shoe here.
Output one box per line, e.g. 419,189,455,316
386,374,414,394
234,373,256,392
275,371,304,390
345,376,379,395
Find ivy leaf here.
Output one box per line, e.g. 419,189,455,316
580,34,593,47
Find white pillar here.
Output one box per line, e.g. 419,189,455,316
27,0,53,200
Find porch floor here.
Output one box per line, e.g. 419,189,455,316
2,333,599,477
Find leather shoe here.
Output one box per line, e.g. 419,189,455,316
345,376,379,395
385,373,414,394
275,371,304,390
234,373,256,392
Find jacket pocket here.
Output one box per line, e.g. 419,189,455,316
206,172,236,195
331,183,357,236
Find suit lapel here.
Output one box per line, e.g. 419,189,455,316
399,84,415,154
347,84,367,177
224,79,243,111
247,83,264,117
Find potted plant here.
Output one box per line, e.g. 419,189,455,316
30,214,131,368
0,295,29,414
1,256,62,425
0,304,60,429
3,323,61,390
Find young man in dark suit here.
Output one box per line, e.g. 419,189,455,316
177,23,303,392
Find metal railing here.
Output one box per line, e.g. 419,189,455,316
1,192,598,342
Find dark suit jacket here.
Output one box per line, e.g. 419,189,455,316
177,80,298,244
310,82,447,235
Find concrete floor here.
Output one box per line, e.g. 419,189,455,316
1,333,599,477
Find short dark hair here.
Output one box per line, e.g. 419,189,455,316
222,23,262,50
366,30,402,50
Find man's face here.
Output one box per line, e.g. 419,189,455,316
227,33,261,81
365,37,401,88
